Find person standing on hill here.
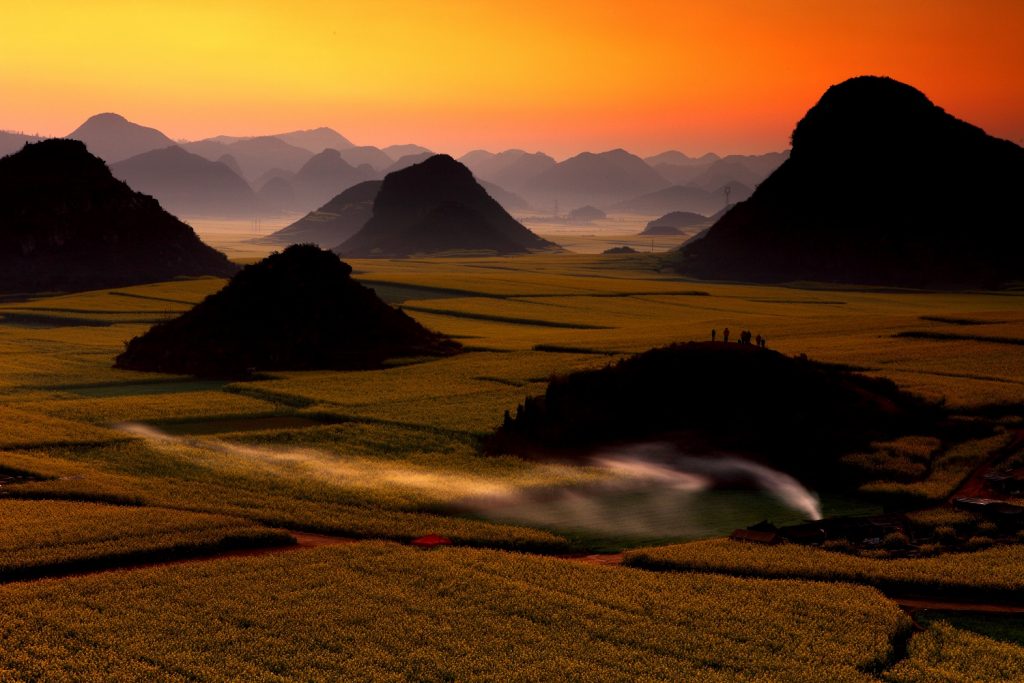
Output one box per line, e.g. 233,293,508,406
711,328,717,342
723,327,730,343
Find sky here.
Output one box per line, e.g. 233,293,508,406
1,0,1022,158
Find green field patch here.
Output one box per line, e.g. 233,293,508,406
0,499,292,582
149,413,345,436
896,330,1024,346
400,304,612,329
355,279,491,302
107,291,199,306
55,379,231,398
0,313,113,328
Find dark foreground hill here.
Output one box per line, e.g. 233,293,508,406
676,76,1024,288
116,244,460,378
260,180,381,247
486,342,938,480
336,155,558,258
0,140,236,293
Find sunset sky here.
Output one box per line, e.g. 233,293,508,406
2,1,1021,158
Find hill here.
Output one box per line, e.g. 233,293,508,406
382,144,431,160
0,131,45,158
336,155,558,258
0,140,236,292
184,136,313,181
66,113,176,163
110,146,256,217
260,180,381,247
115,244,459,378
385,152,433,173
290,149,376,208
675,76,1024,288
612,185,733,216
486,342,938,480
640,211,708,235
522,149,669,208
337,146,393,171
568,205,606,222
459,149,557,194
274,127,353,153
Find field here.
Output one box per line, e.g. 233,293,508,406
0,543,910,682
624,538,1024,601
1,249,1023,678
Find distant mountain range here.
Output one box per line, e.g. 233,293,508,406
0,140,235,292
676,76,1024,288
4,112,786,221
335,155,558,258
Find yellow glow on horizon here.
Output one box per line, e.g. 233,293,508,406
2,1,1022,156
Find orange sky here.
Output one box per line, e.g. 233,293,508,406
1,1,1021,157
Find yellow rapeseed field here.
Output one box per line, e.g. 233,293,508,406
0,543,909,682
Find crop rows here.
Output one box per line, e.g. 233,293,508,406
0,499,291,580
625,538,1024,600
0,542,909,682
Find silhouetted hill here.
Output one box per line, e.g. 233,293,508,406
0,140,236,292
290,149,376,208
67,113,176,163
115,244,459,378
274,127,353,153
522,149,670,208
676,76,1024,288
0,131,45,158
486,342,938,480
336,155,558,258
110,146,256,217
603,245,638,254
640,211,708,235
612,185,731,216
261,180,381,247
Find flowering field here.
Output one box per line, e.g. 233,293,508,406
0,542,910,682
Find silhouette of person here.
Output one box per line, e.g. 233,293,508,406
723,327,730,343
711,328,717,342
756,334,762,347
761,335,767,348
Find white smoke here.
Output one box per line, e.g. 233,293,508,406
465,443,823,539
594,443,822,521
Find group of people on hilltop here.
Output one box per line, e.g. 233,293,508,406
710,327,767,348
